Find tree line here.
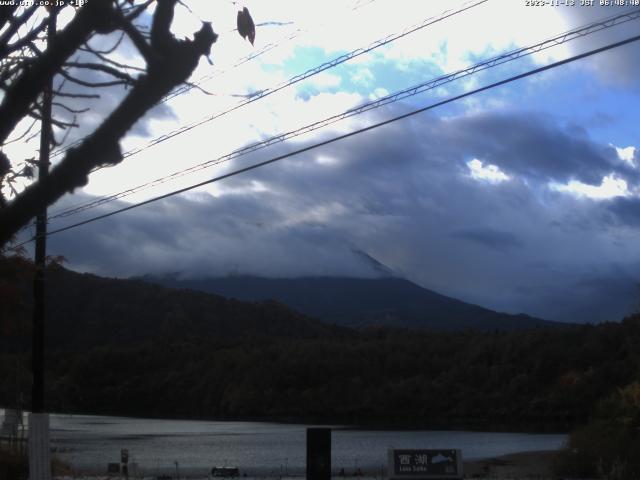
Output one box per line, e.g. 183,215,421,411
2,254,640,477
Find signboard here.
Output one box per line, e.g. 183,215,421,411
388,449,463,480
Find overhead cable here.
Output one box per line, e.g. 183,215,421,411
49,0,489,164
9,30,637,249
48,8,640,220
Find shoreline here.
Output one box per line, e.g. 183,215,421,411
0,408,568,435
48,450,562,479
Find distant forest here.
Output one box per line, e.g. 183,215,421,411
1,254,640,432
33,320,640,430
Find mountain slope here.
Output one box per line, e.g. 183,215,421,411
2,263,344,353
5,256,636,430
143,275,561,331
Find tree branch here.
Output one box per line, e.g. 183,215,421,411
1,118,38,147
59,68,132,88
0,16,48,58
78,45,146,72
63,62,137,84
126,0,154,22
0,5,39,54
0,0,118,145
53,90,101,99
116,12,158,65
0,5,18,33
54,117,77,147
0,61,27,86
28,110,79,129
81,31,126,55
151,0,176,50
52,102,91,114
0,21,218,245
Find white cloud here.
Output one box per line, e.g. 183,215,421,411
368,87,389,100
350,67,374,86
305,71,342,89
83,84,364,202
354,0,569,73
615,145,636,167
213,180,270,197
551,174,631,200
467,158,510,183
315,155,340,166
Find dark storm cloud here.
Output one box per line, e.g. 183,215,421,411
44,191,385,279
512,265,640,323
451,227,523,252
437,110,635,186
238,108,637,193
606,196,640,227
42,107,640,323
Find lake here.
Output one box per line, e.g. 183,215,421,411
45,413,567,477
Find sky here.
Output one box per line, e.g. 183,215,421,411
6,0,640,323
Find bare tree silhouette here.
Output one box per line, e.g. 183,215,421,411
0,0,225,246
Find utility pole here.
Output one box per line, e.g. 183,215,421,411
29,7,56,480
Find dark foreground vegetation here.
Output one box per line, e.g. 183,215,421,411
0,448,27,480
2,254,640,477
0,443,71,479
553,381,640,478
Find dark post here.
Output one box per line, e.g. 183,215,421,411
307,428,331,480
29,12,56,480
32,7,56,416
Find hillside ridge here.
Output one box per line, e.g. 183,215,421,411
141,273,562,331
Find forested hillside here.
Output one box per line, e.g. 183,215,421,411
36,318,639,429
1,255,639,432
0,256,343,355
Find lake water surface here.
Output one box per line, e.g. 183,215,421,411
46,414,567,477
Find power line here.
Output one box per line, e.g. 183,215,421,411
167,0,383,100
48,8,640,220
6,0,479,239
46,0,490,217
162,29,306,102
119,0,490,158
11,30,639,250
48,26,307,159
48,0,489,166
49,0,384,159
